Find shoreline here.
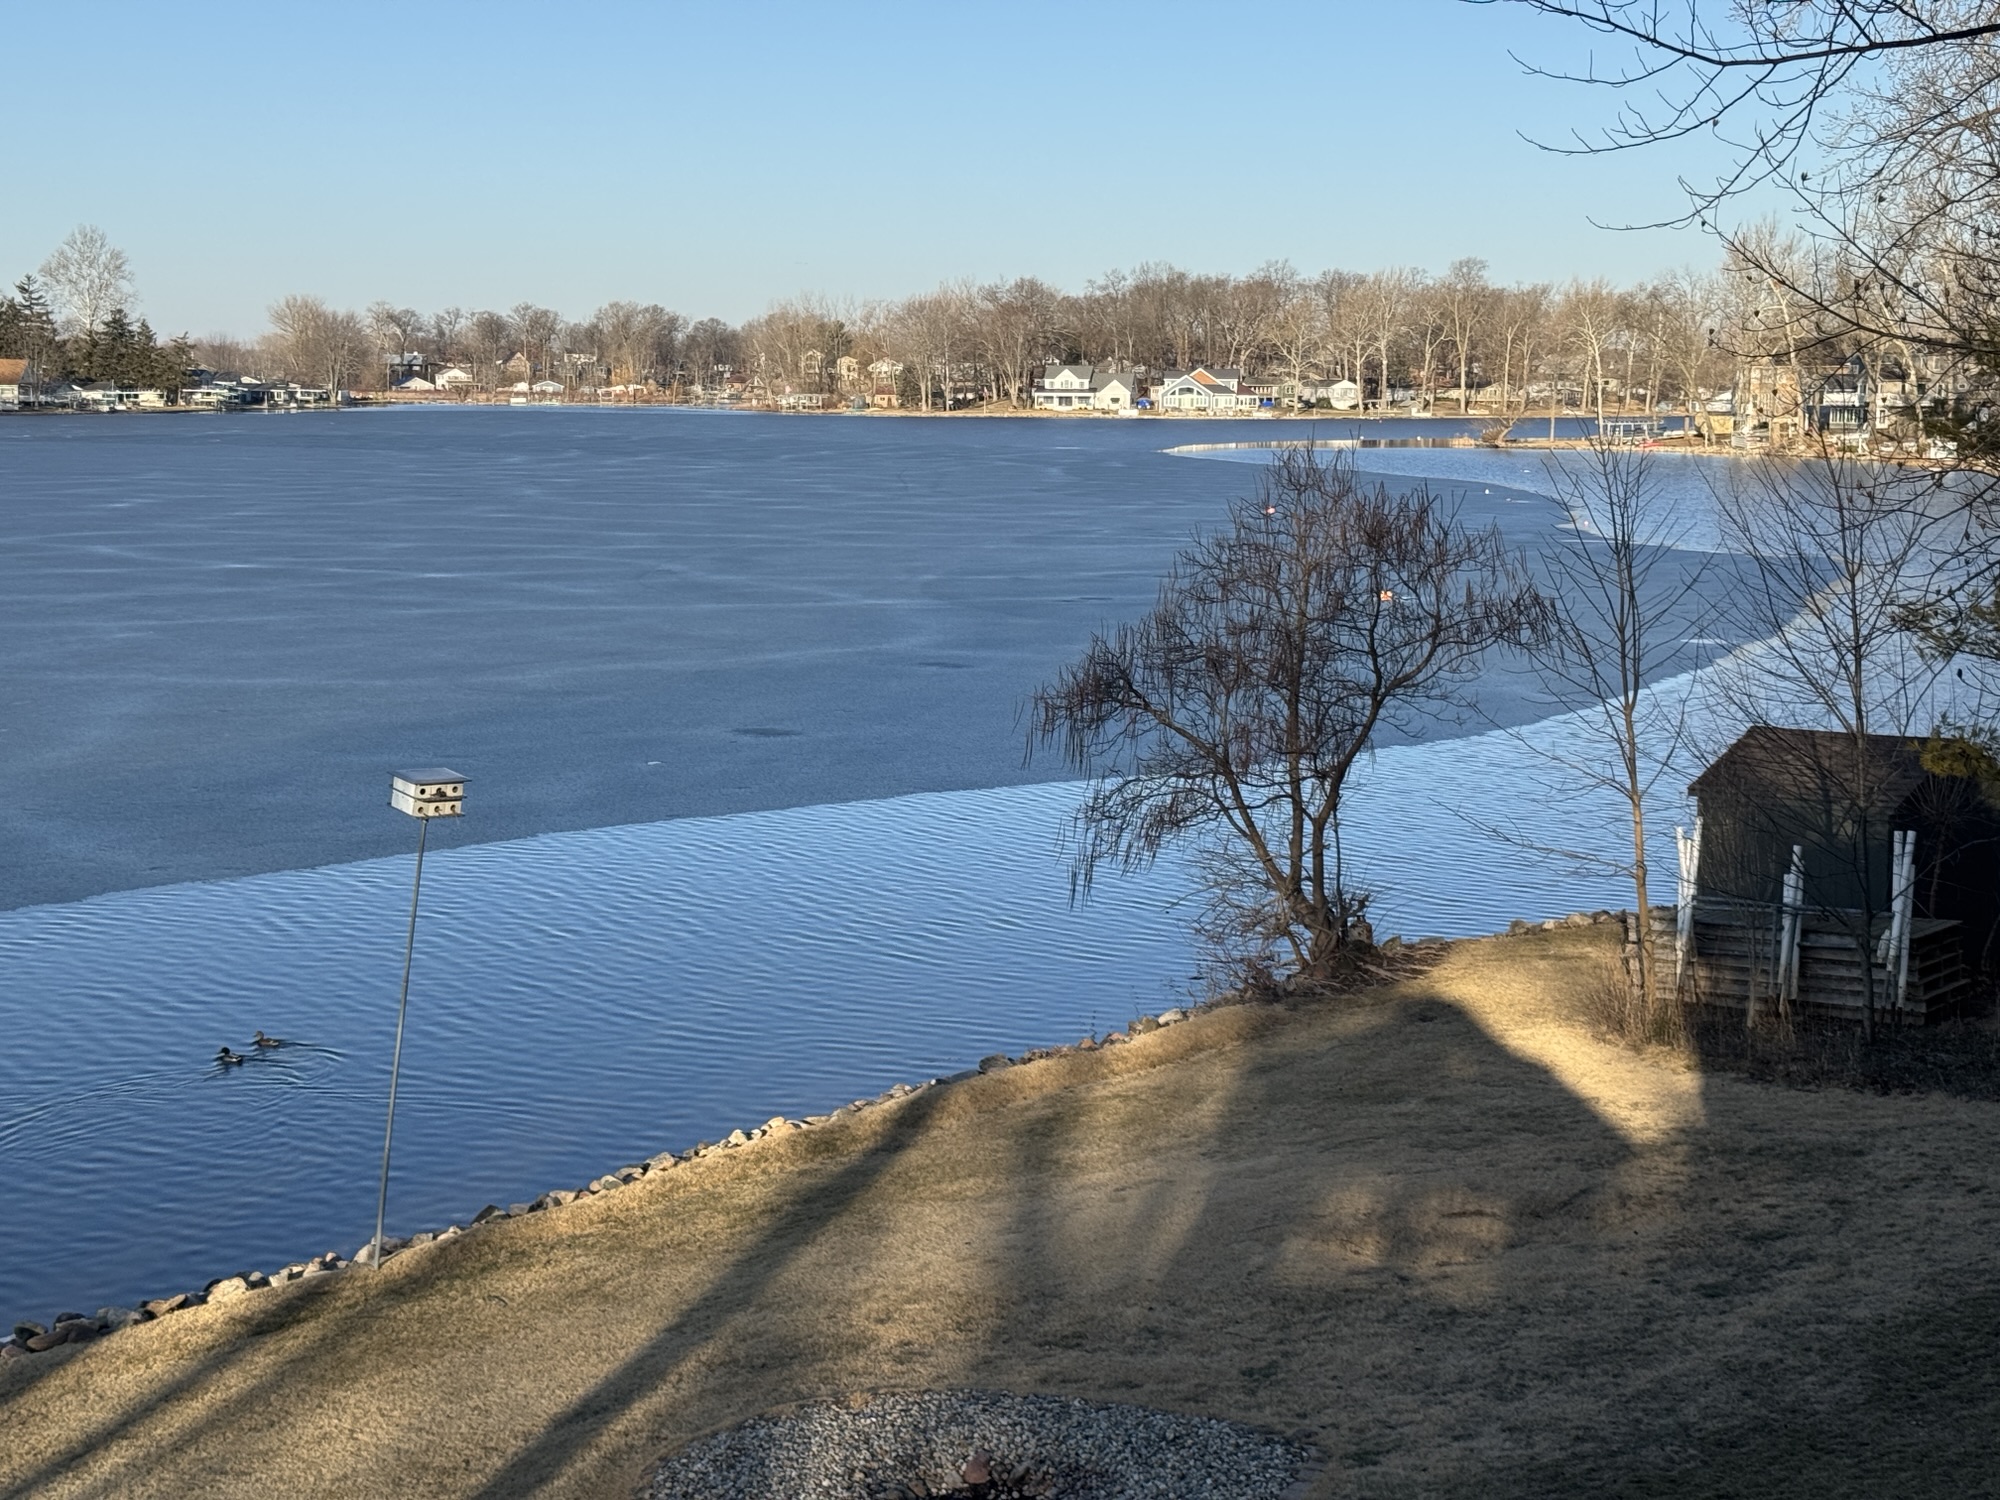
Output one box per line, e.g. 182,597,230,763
0,402,1848,460
11,912,1657,1356
1,997,1211,1357
7,923,1999,1498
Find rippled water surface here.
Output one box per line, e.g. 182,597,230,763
0,411,1746,1321
0,704,1699,1323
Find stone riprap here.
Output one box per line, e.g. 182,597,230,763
641,1389,1314,1500
0,1007,1202,1363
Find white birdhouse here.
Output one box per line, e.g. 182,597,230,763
390,768,466,819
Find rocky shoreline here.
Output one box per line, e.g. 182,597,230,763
3,910,1635,1366
3,1002,1200,1363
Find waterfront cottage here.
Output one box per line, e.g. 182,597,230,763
1089,369,1141,410
1032,363,1096,409
1153,366,1248,413
868,357,903,408
1030,363,1143,411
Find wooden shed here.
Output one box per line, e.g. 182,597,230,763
1676,726,2000,1021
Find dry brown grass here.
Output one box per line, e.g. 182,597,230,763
3,927,1998,1499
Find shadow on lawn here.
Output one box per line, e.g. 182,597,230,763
1,1085,956,1500
1686,1006,2000,1101
11,962,2000,1499
966,990,1646,1468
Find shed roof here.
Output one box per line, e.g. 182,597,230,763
0,357,27,384
1689,726,1929,816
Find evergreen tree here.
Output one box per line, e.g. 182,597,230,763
79,307,138,382
0,274,61,376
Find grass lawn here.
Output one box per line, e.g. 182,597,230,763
3,927,1997,1498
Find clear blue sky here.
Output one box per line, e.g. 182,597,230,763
2,1,1748,335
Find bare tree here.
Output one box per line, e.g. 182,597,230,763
266,294,371,393
1490,2,2000,219
1265,267,1328,407
1709,451,1952,1033
1650,268,1729,430
1439,257,1493,413
1030,449,1549,987
508,303,563,378
366,303,425,389
1524,442,1713,1029
1494,281,1552,418
1557,277,1623,426
1356,268,1419,409
978,277,1064,406
430,306,468,363
682,317,738,390
593,300,683,387
884,283,974,411
39,225,134,336
1317,269,1368,387
466,310,512,389
1495,2,2000,460
192,332,259,377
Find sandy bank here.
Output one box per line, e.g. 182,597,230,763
4,929,1997,1498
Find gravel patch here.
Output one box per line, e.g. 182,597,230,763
640,1389,1312,1500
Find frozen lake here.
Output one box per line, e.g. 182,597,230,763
0,410,1752,1322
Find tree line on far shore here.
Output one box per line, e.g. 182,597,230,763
1,226,1802,418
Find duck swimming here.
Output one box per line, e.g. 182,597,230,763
216,1047,247,1066
252,1031,284,1049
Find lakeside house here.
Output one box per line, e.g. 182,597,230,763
1030,363,1143,412
0,357,29,409
1154,366,1251,413
1725,350,1982,454
868,358,903,408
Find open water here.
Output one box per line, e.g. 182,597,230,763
0,410,1753,1322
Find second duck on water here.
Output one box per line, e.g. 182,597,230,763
252,1031,285,1049
216,1047,247,1067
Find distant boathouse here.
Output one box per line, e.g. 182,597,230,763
1674,727,2000,1022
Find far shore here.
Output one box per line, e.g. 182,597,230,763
13,398,1946,463
5,927,1997,1498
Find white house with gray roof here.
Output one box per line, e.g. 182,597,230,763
1033,362,1145,411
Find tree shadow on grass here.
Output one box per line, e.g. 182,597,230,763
0,1085,953,1500
918,986,1646,1475
455,1085,954,1500
0,1275,354,1500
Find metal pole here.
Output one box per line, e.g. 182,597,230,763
371,814,429,1266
